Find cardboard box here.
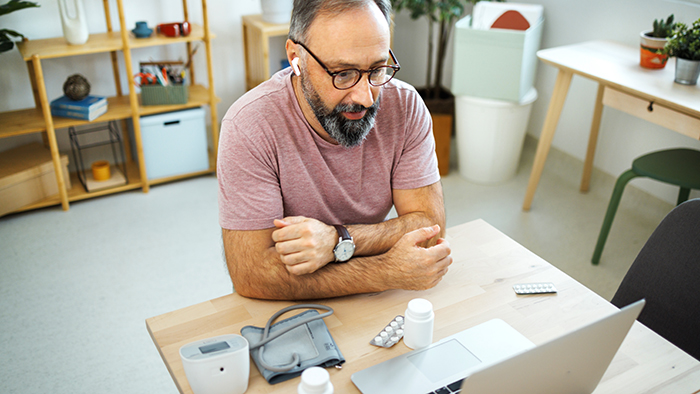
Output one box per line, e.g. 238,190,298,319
451,15,544,102
136,107,209,180
0,143,71,216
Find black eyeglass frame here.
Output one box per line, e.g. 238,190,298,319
291,40,401,90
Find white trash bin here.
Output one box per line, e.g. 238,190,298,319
455,88,537,184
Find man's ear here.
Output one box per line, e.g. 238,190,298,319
285,39,301,77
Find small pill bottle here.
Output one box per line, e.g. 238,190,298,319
298,366,333,394
403,298,434,350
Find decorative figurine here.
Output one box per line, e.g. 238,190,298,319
132,21,154,38
63,74,91,101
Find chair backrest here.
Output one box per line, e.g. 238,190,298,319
611,198,700,360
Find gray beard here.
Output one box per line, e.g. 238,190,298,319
301,74,380,148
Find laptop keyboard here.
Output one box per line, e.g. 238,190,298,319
427,378,464,394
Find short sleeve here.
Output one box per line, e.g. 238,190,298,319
390,86,440,190
217,114,283,230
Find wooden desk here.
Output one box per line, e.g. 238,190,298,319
523,40,700,211
146,219,700,393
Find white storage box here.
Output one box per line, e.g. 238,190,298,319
0,143,71,216
451,15,543,102
137,108,209,180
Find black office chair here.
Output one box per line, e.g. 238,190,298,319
611,198,700,360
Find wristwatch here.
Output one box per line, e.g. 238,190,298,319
332,225,355,262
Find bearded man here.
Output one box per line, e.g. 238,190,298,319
217,0,452,300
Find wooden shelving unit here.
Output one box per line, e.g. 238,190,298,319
3,0,219,215
242,14,290,91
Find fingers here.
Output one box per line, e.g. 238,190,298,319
271,217,336,275
274,216,306,228
401,224,441,247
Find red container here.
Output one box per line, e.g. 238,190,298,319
158,22,191,37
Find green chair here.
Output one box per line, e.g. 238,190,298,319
592,148,700,265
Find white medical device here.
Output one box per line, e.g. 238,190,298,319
180,334,250,394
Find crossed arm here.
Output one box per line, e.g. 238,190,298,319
222,181,452,300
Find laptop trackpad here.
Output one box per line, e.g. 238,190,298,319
408,339,481,382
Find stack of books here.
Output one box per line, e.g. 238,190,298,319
50,95,108,121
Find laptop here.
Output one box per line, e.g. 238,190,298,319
352,299,645,394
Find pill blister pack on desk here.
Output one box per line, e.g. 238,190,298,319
513,282,557,295
370,315,405,348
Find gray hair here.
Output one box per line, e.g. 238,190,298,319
288,0,392,43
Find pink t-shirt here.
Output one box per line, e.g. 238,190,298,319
218,68,439,231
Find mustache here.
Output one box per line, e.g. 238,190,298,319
332,101,377,116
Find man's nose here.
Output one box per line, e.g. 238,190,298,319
347,74,376,109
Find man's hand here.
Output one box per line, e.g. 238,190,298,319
272,216,338,275
383,224,453,290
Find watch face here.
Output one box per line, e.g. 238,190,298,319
334,240,355,262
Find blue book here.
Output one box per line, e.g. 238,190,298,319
51,105,108,121
50,95,107,112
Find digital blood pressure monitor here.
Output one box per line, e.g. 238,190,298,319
179,334,250,394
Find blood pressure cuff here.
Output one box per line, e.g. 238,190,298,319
240,309,345,384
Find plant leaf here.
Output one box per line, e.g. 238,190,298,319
0,0,40,17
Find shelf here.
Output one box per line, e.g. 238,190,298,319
10,150,215,215
3,0,220,215
16,24,213,60
0,85,219,138
242,14,291,91
12,160,142,213
139,84,220,115
129,24,214,49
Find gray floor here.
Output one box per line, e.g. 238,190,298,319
0,137,673,394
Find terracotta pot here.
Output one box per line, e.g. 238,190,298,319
431,113,452,176
640,31,669,69
417,86,454,176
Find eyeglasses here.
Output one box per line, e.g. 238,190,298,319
292,40,400,90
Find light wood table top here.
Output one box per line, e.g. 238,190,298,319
146,219,700,393
522,40,700,211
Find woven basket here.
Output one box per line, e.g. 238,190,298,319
141,85,189,106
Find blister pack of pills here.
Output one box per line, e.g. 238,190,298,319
513,282,557,295
370,315,405,348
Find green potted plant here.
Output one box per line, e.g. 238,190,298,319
639,14,675,69
0,0,40,53
391,0,501,175
663,17,700,85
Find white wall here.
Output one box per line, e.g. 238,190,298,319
1,0,699,203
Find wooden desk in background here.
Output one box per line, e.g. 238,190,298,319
523,40,700,211
146,220,700,393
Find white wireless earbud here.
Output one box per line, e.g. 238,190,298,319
291,58,301,76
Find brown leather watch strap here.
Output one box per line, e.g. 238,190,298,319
333,225,351,241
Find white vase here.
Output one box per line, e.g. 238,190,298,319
261,0,293,24
58,0,89,45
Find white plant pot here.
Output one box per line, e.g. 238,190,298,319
58,0,89,45
261,0,293,24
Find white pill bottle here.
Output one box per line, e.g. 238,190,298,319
403,298,434,350
298,366,333,394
